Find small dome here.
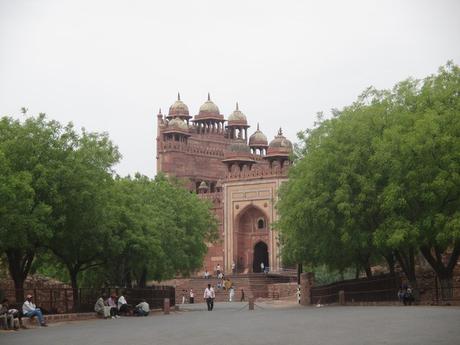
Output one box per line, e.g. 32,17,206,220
168,93,189,117
196,93,222,119
198,181,209,191
249,123,268,147
227,102,247,125
168,117,189,131
267,128,292,155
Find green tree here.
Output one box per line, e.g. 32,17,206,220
277,62,460,300
107,174,218,287
0,115,61,302
46,128,120,305
374,62,460,298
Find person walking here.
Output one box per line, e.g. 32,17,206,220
203,284,215,311
240,289,245,302
229,287,235,302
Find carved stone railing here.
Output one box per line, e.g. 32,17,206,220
197,191,223,205
160,141,225,158
225,165,289,181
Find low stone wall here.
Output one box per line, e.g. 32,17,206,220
267,282,298,299
21,312,98,327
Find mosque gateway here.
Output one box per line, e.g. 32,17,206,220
156,93,292,274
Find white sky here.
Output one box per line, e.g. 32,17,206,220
1,0,459,177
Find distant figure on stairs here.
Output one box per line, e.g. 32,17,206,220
241,289,245,302
189,289,194,304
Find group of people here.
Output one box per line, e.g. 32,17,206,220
0,294,47,330
397,285,415,306
181,289,195,304
94,292,150,319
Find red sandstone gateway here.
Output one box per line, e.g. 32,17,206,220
157,94,292,275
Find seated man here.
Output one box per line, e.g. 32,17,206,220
22,294,47,327
0,299,12,330
106,293,119,318
94,293,111,319
117,292,131,316
134,300,149,316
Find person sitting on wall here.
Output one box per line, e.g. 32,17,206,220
22,294,47,327
0,299,19,330
106,293,119,318
204,270,210,279
134,300,150,316
117,292,132,316
403,287,414,306
95,293,112,319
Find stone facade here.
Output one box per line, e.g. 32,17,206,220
156,94,292,275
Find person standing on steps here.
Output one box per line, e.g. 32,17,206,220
189,289,195,304
240,289,245,302
260,261,264,273
204,284,215,311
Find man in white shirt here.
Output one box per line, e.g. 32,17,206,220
117,293,131,315
203,284,215,311
22,294,47,327
134,300,149,316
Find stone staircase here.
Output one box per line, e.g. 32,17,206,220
174,273,296,303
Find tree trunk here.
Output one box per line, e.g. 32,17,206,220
420,244,460,302
5,249,35,303
394,248,419,301
384,253,396,275
364,265,372,278
438,276,453,301
138,268,147,288
125,271,132,288
68,269,79,312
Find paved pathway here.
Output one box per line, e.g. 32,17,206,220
1,302,459,345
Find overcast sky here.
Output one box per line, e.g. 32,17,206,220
1,0,459,177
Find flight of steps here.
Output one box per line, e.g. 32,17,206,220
174,273,296,303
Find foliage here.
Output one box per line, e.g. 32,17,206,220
106,174,218,286
0,112,218,295
0,115,62,300
277,62,460,293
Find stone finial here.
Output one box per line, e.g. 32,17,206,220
257,123,260,131
236,102,239,111
207,92,211,101
177,92,181,101
278,127,283,135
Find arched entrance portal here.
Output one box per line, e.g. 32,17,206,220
234,205,270,274
253,241,269,273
